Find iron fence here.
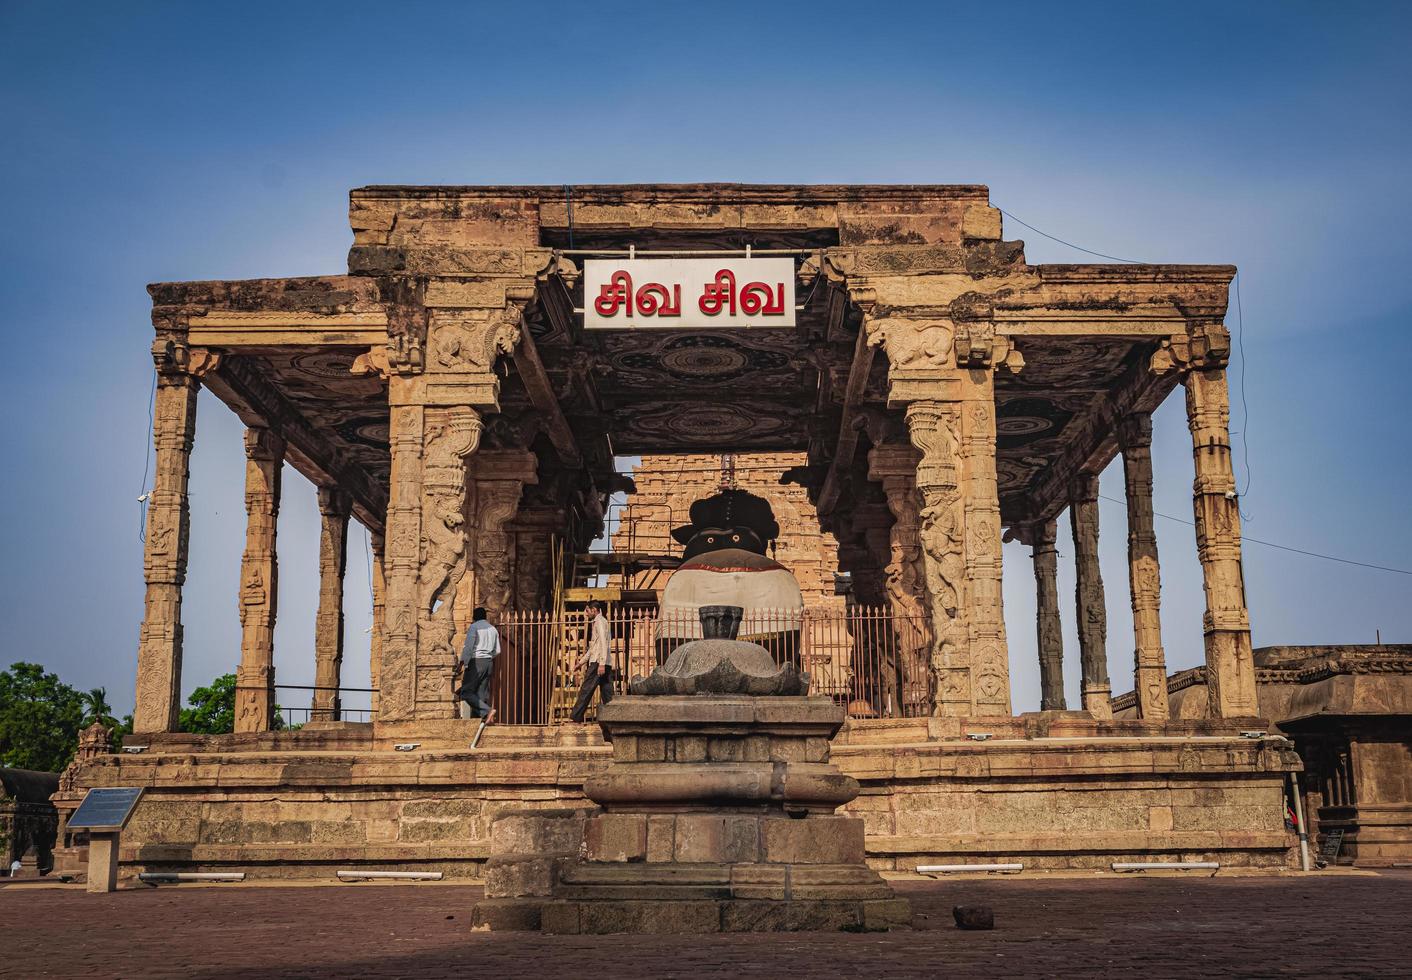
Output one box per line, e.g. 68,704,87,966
273,684,375,729
490,605,931,725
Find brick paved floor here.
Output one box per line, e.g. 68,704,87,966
2,872,1409,979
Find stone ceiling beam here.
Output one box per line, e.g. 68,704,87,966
204,359,388,534
815,290,876,516
512,327,583,469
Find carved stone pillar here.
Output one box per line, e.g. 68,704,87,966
369,531,385,715
1029,519,1067,711
234,427,283,734
509,507,564,611
1184,364,1258,717
1069,474,1112,719
903,399,968,716
958,368,1010,715
1117,412,1170,720
133,341,218,734
867,443,934,716
451,451,538,635
373,268,542,724
313,487,351,721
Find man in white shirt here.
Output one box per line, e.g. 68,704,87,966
569,600,614,723
458,606,500,724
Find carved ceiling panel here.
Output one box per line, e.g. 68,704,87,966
609,398,808,453
603,330,800,391
245,349,391,488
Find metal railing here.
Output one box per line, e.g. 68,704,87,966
490,605,930,726
273,685,376,728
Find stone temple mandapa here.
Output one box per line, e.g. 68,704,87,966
58,184,1312,880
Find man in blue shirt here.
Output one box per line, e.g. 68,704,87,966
458,606,500,724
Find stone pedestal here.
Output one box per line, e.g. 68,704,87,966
473,682,909,932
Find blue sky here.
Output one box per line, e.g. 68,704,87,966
1,0,1408,716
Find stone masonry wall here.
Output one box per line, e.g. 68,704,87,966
613,453,844,608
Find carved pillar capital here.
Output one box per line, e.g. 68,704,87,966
316,485,353,519
1150,322,1231,375
1115,410,1153,451
151,338,222,380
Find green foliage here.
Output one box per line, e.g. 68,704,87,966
0,662,87,772
178,673,237,735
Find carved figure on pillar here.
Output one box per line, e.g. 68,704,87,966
1069,474,1112,719
133,337,219,734
1117,412,1171,720
416,407,483,715
904,400,970,716
313,487,351,721
235,426,284,733
868,442,934,717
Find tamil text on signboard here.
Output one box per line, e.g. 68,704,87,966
584,258,796,329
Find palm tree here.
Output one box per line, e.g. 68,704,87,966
80,688,116,729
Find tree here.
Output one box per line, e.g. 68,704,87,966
0,662,87,772
178,673,236,735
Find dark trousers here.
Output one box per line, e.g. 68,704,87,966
458,658,494,718
569,665,614,722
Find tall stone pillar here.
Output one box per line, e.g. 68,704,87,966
369,531,385,715
886,323,1019,717
1184,363,1258,717
234,426,283,734
1029,519,1067,711
313,487,351,721
371,266,544,724
1069,474,1112,719
133,341,218,734
1117,412,1170,720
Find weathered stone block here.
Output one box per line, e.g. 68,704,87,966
673,815,759,864
585,814,647,862
646,816,675,862
707,738,743,762
761,817,864,865
672,736,706,763
636,737,666,762
483,854,560,897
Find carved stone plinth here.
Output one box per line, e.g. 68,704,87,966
472,689,910,933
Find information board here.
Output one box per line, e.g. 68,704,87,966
1318,827,1345,863
67,787,145,832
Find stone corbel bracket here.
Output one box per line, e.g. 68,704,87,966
1150,321,1231,375
951,295,1024,374
151,337,222,379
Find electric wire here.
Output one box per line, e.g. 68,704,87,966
1097,493,1411,576
137,372,156,542
998,204,1256,512
995,207,1144,264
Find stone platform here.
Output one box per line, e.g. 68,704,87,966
57,715,1302,882
469,689,912,933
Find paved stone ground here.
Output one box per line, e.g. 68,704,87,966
2,872,1409,978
